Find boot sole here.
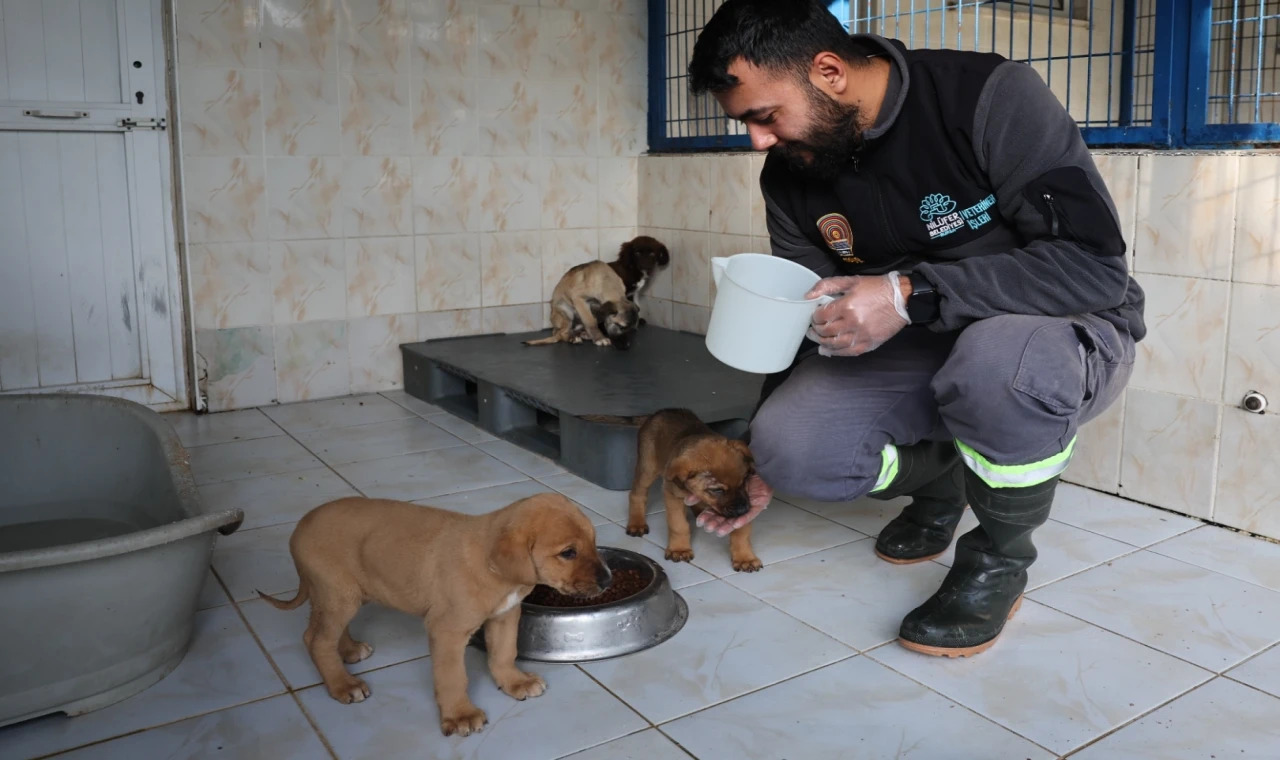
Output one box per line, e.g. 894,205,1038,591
896,595,1023,658
874,548,947,565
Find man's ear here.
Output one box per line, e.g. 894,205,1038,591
490,521,538,586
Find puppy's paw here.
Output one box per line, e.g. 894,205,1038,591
569,335,585,344
341,639,374,664
498,671,547,701
441,705,488,737
625,521,650,537
732,556,764,573
326,676,371,704
665,548,694,563
594,337,611,347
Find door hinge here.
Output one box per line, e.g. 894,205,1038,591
118,117,166,131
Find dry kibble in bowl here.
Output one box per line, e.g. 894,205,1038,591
525,568,650,608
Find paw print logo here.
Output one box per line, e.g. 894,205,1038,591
919,193,957,222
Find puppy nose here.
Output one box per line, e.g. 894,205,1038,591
595,562,613,588
725,499,750,518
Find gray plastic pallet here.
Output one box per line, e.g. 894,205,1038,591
400,326,764,491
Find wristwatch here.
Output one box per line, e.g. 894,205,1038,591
905,271,940,325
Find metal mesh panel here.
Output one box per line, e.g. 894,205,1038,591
662,0,745,142
1207,0,1280,124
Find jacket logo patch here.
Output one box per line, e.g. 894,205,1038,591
920,193,963,240
817,213,863,263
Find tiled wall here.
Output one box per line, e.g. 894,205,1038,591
176,0,647,411
637,150,1280,541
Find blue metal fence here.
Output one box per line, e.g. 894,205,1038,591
648,0,1280,151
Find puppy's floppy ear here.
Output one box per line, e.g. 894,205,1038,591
654,241,670,266
728,439,755,467
490,520,538,586
618,240,635,264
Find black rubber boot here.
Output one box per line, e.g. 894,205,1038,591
869,441,968,564
897,469,1057,657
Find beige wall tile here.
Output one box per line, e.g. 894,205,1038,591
1091,153,1138,267
415,233,482,311
185,156,267,244
177,0,261,69
266,157,343,240
344,157,413,237
1120,389,1220,519
412,76,476,156
1135,154,1238,280
709,155,753,235
1064,391,1125,494
541,229,598,300
348,314,417,393
418,308,484,341
264,70,340,156
1224,282,1280,406
271,240,347,324
346,237,416,317
262,0,336,72
542,157,598,229
274,320,351,403
1214,410,1280,534
1131,274,1229,400
409,0,476,79
197,326,276,411
338,0,409,75
1233,155,1280,287
340,72,412,156
180,68,262,157
190,243,272,329
412,156,480,233
481,232,543,306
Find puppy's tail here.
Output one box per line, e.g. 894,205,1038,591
257,582,309,611
522,335,562,346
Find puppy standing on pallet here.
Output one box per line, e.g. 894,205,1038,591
257,493,611,737
524,260,639,349
625,408,763,572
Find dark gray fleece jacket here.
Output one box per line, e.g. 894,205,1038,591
760,34,1146,341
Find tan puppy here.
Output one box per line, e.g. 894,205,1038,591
625,408,763,572
524,260,639,349
257,493,611,737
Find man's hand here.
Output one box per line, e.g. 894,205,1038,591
805,272,911,357
696,473,773,537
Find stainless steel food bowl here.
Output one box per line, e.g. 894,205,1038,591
473,546,688,663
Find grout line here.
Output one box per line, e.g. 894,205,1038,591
285,691,340,760
1063,480,1280,547
1058,675,1220,757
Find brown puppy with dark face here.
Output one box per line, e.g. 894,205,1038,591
607,235,670,325
625,408,762,572
524,260,639,348
257,493,610,737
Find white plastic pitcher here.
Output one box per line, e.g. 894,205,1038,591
705,253,834,374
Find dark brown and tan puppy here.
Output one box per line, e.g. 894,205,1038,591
257,493,611,737
524,260,639,348
607,235,670,325
625,408,762,572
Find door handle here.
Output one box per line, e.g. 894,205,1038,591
23,109,90,119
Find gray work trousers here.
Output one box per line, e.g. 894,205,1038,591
748,314,1135,502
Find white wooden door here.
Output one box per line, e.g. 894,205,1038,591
0,0,188,411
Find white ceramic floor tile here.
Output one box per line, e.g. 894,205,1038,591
539,472,639,523
189,436,323,485
335,446,527,502
640,501,861,578
1051,483,1200,547
198,570,230,610
1030,550,1280,671
0,606,285,759
727,538,950,651
295,417,467,466
297,649,646,760
262,394,414,434
476,440,565,478
164,409,284,449
211,524,300,602
380,389,446,417
775,493,908,537
869,600,1211,755
52,694,329,760
662,656,1053,760
239,598,430,690
936,518,1137,590
581,580,853,724
559,729,690,760
426,413,497,443
1071,677,1280,759
1229,643,1280,698
1150,525,1280,593
199,467,359,531
416,479,560,516
595,522,716,590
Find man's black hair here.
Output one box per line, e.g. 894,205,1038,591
688,0,863,96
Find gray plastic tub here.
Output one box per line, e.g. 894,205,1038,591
0,394,243,728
